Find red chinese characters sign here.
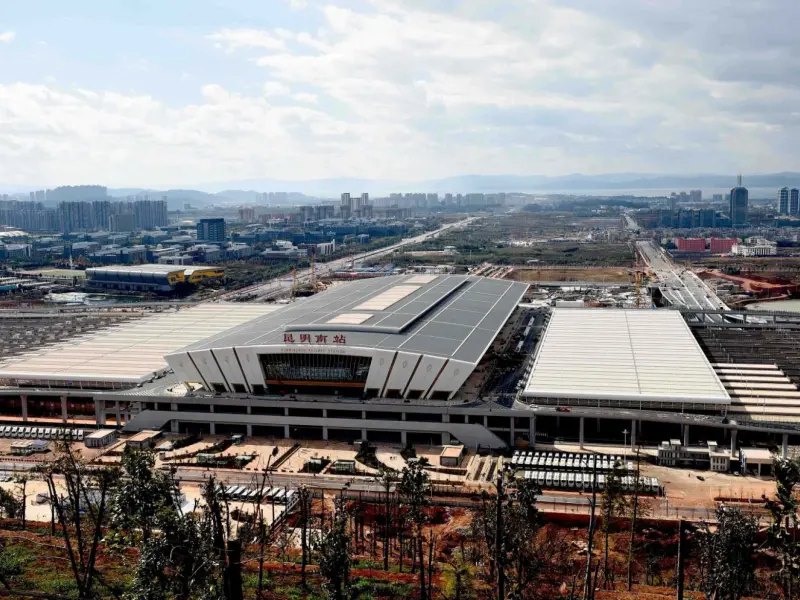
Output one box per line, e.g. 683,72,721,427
284,333,346,345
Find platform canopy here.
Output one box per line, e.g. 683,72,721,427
522,308,730,405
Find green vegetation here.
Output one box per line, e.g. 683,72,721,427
222,259,300,290
3,444,800,599
373,214,635,268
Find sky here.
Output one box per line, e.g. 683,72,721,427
0,0,798,188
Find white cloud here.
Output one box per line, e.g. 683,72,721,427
293,92,318,104
1,2,800,186
263,82,291,96
206,28,285,53
288,0,308,9
0,31,15,44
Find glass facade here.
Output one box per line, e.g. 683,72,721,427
259,353,372,386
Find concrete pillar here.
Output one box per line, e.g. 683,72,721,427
94,399,104,427
322,408,327,418
630,419,636,447
442,431,451,445
483,415,488,427
61,395,68,423
284,425,290,439
683,425,690,447
730,429,737,456
782,434,789,459
115,401,121,427
171,419,179,433
20,394,28,422
209,423,216,435
579,417,585,449
322,426,329,441
401,430,407,445
529,416,536,448
402,412,407,421
171,403,178,411
246,424,253,437
209,405,214,413
758,462,762,477
246,405,252,415
361,428,368,441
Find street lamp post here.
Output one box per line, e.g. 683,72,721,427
622,429,629,462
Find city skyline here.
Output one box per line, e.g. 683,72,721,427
0,1,799,186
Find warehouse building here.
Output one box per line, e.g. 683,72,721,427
84,264,224,293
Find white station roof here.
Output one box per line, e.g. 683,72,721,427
0,304,283,386
522,308,730,404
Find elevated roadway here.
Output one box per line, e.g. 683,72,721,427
636,240,728,320
220,216,480,301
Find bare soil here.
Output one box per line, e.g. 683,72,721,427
507,267,634,283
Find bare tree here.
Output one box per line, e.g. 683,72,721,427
315,498,351,600
600,460,627,589
40,440,118,600
626,447,643,592
768,455,800,600
584,460,599,600
297,485,313,588
375,467,399,571
398,462,431,600
13,474,29,531
253,446,279,599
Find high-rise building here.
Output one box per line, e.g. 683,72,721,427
340,192,372,219
778,187,790,214
712,194,724,203
791,189,799,215
668,196,678,213
109,213,136,232
729,176,749,227
134,197,168,229
0,199,58,232
690,190,702,203
699,208,716,228
197,218,226,243
59,201,94,233
464,193,486,206
238,207,256,223
92,200,113,230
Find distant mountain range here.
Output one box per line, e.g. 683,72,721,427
5,172,800,207
190,172,800,197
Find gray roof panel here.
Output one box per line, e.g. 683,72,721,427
180,275,528,365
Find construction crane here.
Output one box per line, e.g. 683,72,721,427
310,246,317,292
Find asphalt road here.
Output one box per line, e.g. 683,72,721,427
221,216,480,301
636,240,728,317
